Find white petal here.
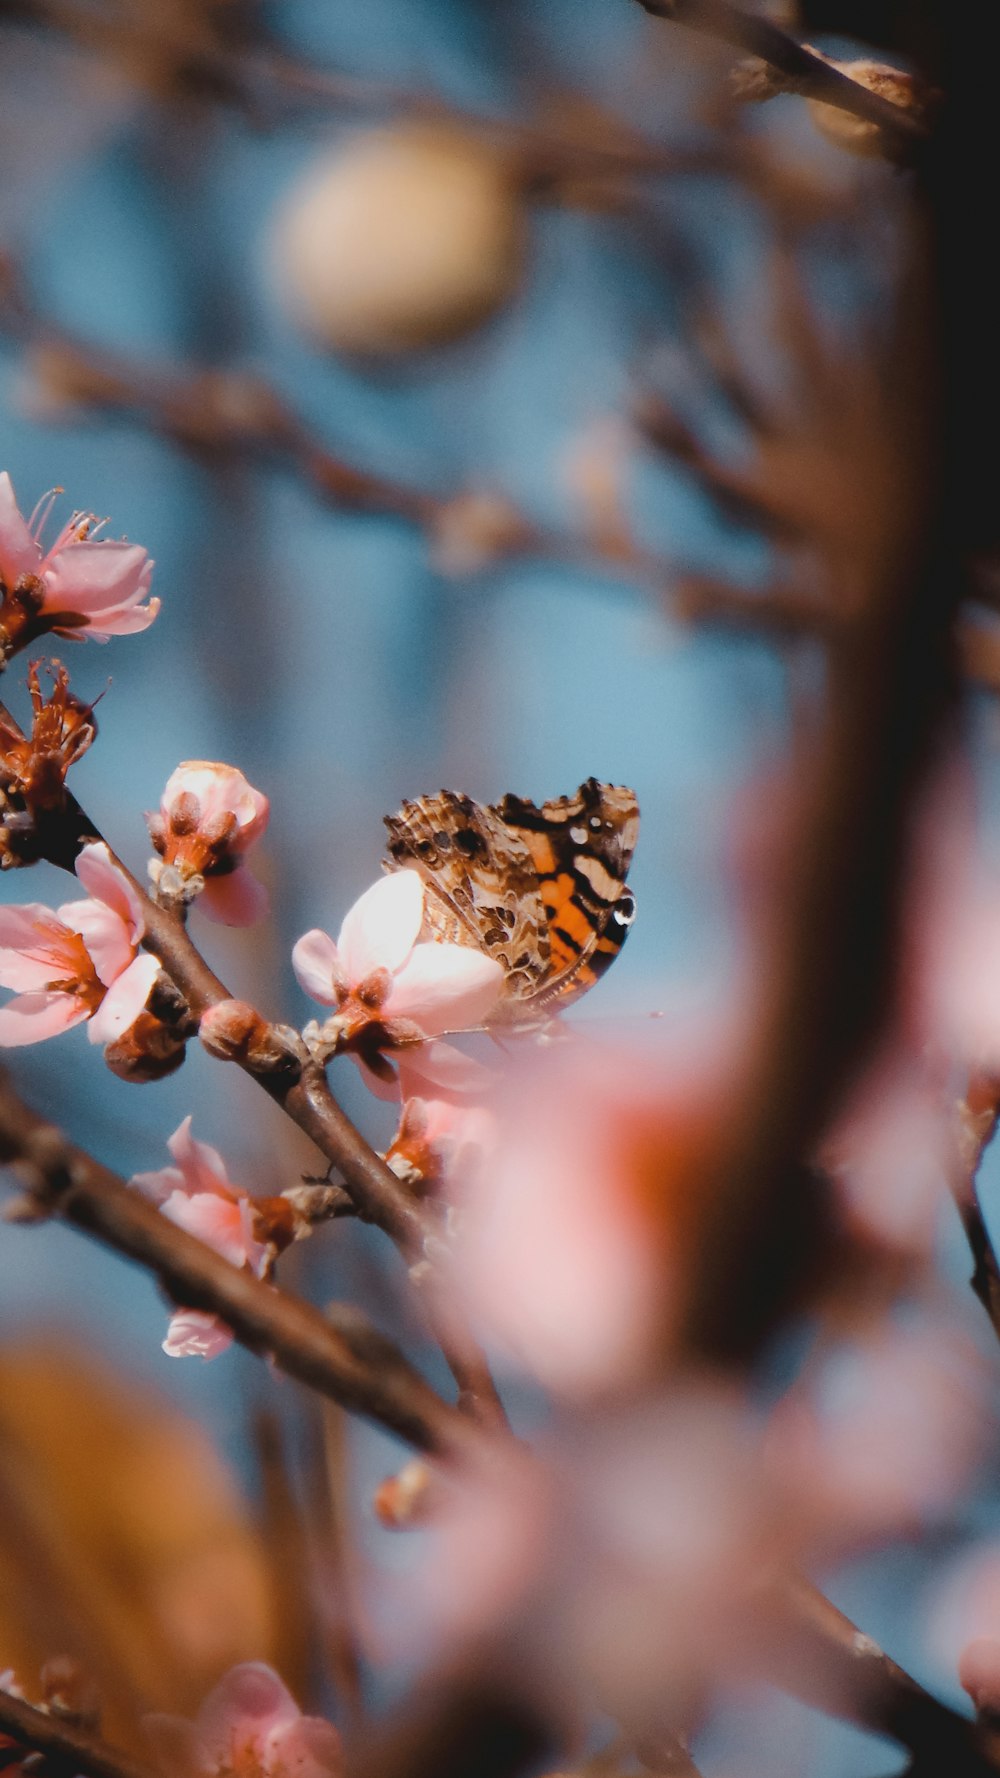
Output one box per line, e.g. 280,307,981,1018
87,952,160,1044
386,944,504,1036
337,871,423,981
292,929,342,1004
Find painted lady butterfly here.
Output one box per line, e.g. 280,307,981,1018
383,778,638,1024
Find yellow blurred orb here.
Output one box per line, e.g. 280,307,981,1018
271,122,525,355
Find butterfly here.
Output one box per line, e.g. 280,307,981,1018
382,777,638,1024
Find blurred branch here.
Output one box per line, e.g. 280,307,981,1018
0,0,720,187
0,1686,156,1778
766,1574,1000,1772
630,0,928,159
0,1069,473,1457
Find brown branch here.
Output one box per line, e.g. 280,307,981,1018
0,689,507,1431
947,1071,1000,1343
0,1070,473,1459
631,0,928,159
0,1688,157,1778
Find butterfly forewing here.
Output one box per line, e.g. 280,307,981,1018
383,791,551,996
382,778,638,1023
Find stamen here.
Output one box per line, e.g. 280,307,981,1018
27,486,63,540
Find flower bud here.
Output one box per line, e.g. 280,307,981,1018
147,762,269,925
808,60,935,157
270,123,525,356
373,1459,438,1529
103,1011,188,1082
200,999,302,1077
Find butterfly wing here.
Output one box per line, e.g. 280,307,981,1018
383,790,551,1001
494,777,638,1013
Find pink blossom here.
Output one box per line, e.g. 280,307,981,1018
293,870,503,1062
0,841,160,1046
766,1323,988,1555
927,1542,1000,1698
131,1117,270,1359
0,471,158,654
147,761,270,926
145,1662,341,1778
959,1639,1000,1714
453,1040,701,1397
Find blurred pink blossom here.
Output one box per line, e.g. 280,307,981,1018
959,1638,1000,1714
766,1322,987,1553
0,841,160,1046
381,1390,787,1734
452,1040,707,1396
820,1051,949,1253
147,760,270,925
0,470,158,651
131,1117,270,1359
927,1543,1000,1691
293,870,503,1064
145,1662,341,1778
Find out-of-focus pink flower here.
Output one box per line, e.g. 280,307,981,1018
131,1117,270,1359
453,1038,723,1397
959,1639,1000,1715
379,1390,788,1732
767,1322,987,1554
820,1051,949,1255
147,761,270,926
145,1662,342,1778
293,870,503,1067
0,841,160,1046
926,1542,1000,1700
0,471,158,655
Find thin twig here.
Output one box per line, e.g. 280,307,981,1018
0,695,507,1430
766,1574,1000,1772
0,1070,472,1458
631,0,928,159
947,1071,1000,1343
0,1689,156,1778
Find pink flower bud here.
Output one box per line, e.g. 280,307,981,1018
147,762,269,927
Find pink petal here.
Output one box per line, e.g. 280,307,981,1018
0,905,82,990
292,929,342,1005
42,539,154,617
0,990,89,1046
0,471,41,583
73,842,145,940
87,952,160,1044
130,1164,185,1207
337,871,423,982
386,944,504,1035
160,1190,252,1267
163,763,270,849
58,896,134,987
198,1665,299,1758
349,1052,403,1102
163,1309,234,1359
397,1040,496,1100
167,1115,232,1193
61,596,160,639
266,1717,343,1778
198,869,269,927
